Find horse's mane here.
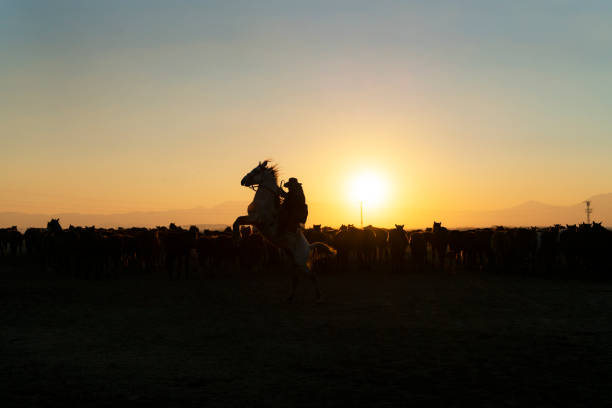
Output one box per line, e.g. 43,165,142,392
261,160,281,207
264,160,279,182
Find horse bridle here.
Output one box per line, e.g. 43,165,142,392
244,166,284,196
248,180,284,197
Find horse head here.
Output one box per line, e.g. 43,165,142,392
47,218,62,233
241,160,278,187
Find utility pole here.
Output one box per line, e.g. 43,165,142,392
360,200,363,228
585,200,592,224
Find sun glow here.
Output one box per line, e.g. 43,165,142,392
348,170,388,208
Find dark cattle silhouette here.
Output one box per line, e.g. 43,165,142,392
24,227,45,267
389,224,408,273
333,225,374,269
510,228,539,274
537,225,562,275
304,225,328,244
4,219,612,280
0,226,23,261
366,225,389,262
360,227,377,268
409,230,428,272
158,224,197,279
304,225,335,272
239,226,268,272
196,230,237,274
447,229,465,272
491,227,512,273
428,222,449,271
333,225,354,267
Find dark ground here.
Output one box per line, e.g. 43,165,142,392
2,267,612,407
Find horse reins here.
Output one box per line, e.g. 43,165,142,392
249,182,282,196
244,168,284,196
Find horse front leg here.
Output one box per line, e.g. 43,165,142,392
232,215,256,246
288,264,321,303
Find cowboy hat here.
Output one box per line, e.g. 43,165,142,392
283,177,301,188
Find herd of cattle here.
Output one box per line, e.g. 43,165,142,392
1,219,611,279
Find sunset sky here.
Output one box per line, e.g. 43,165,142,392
2,1,612,227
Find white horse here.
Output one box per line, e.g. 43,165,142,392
233,160,336,302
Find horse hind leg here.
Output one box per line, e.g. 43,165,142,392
287,267,299,303
287,262,321,303
301,263,321,302
309,266,322,302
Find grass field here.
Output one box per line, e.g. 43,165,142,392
2,268,612,407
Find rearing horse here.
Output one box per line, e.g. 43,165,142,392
233,160,336,302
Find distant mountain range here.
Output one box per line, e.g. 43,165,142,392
1,194,610,231
0,201,247,231
440,193,612,228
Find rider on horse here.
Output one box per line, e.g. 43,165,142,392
279,177,308,232
235,162,335,301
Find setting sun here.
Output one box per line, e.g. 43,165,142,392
348,171,388,207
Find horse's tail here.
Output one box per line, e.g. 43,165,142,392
309,242,337,256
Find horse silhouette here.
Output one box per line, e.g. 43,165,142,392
233,160,335,302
